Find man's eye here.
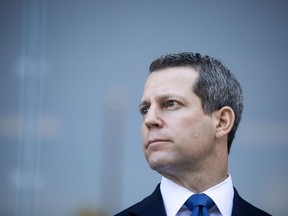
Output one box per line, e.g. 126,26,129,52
166,100,178,107
140,106,149,116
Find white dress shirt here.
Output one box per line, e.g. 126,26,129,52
160,175,234,216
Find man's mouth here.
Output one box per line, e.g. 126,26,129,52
147,138,170,146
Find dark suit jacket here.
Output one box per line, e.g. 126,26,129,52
114,184,271,216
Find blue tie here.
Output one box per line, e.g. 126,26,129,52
185,194,215,216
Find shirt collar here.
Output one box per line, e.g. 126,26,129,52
160,175,234,216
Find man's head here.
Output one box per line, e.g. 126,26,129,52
148,52,243,153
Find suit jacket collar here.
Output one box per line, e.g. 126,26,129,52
232,187,271,216
232,187,248,216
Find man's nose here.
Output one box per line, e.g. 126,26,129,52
144,106,164,129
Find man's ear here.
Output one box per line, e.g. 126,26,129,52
214,106,235,138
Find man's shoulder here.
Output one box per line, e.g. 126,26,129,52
232,188,271,216
114,184,166,216
114,202,141,216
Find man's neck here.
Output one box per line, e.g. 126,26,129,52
159,156,228,193
161,170,228,193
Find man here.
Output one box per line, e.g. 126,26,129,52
115,52,271,216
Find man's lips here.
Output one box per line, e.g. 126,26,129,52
147,138,170,146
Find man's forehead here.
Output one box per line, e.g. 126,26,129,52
144,68,198,91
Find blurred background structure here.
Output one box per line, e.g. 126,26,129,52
1,0,288,215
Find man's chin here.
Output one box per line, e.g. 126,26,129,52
147,157,172,173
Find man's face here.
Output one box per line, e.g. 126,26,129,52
139,67,217,176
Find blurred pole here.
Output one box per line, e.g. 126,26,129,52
16,0,45,215
100,84,129,215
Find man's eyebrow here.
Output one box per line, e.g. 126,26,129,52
139,100,149,109
160,94,182,100
139,94,185,108
157,93,186,101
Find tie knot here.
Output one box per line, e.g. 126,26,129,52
185,193,215,211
